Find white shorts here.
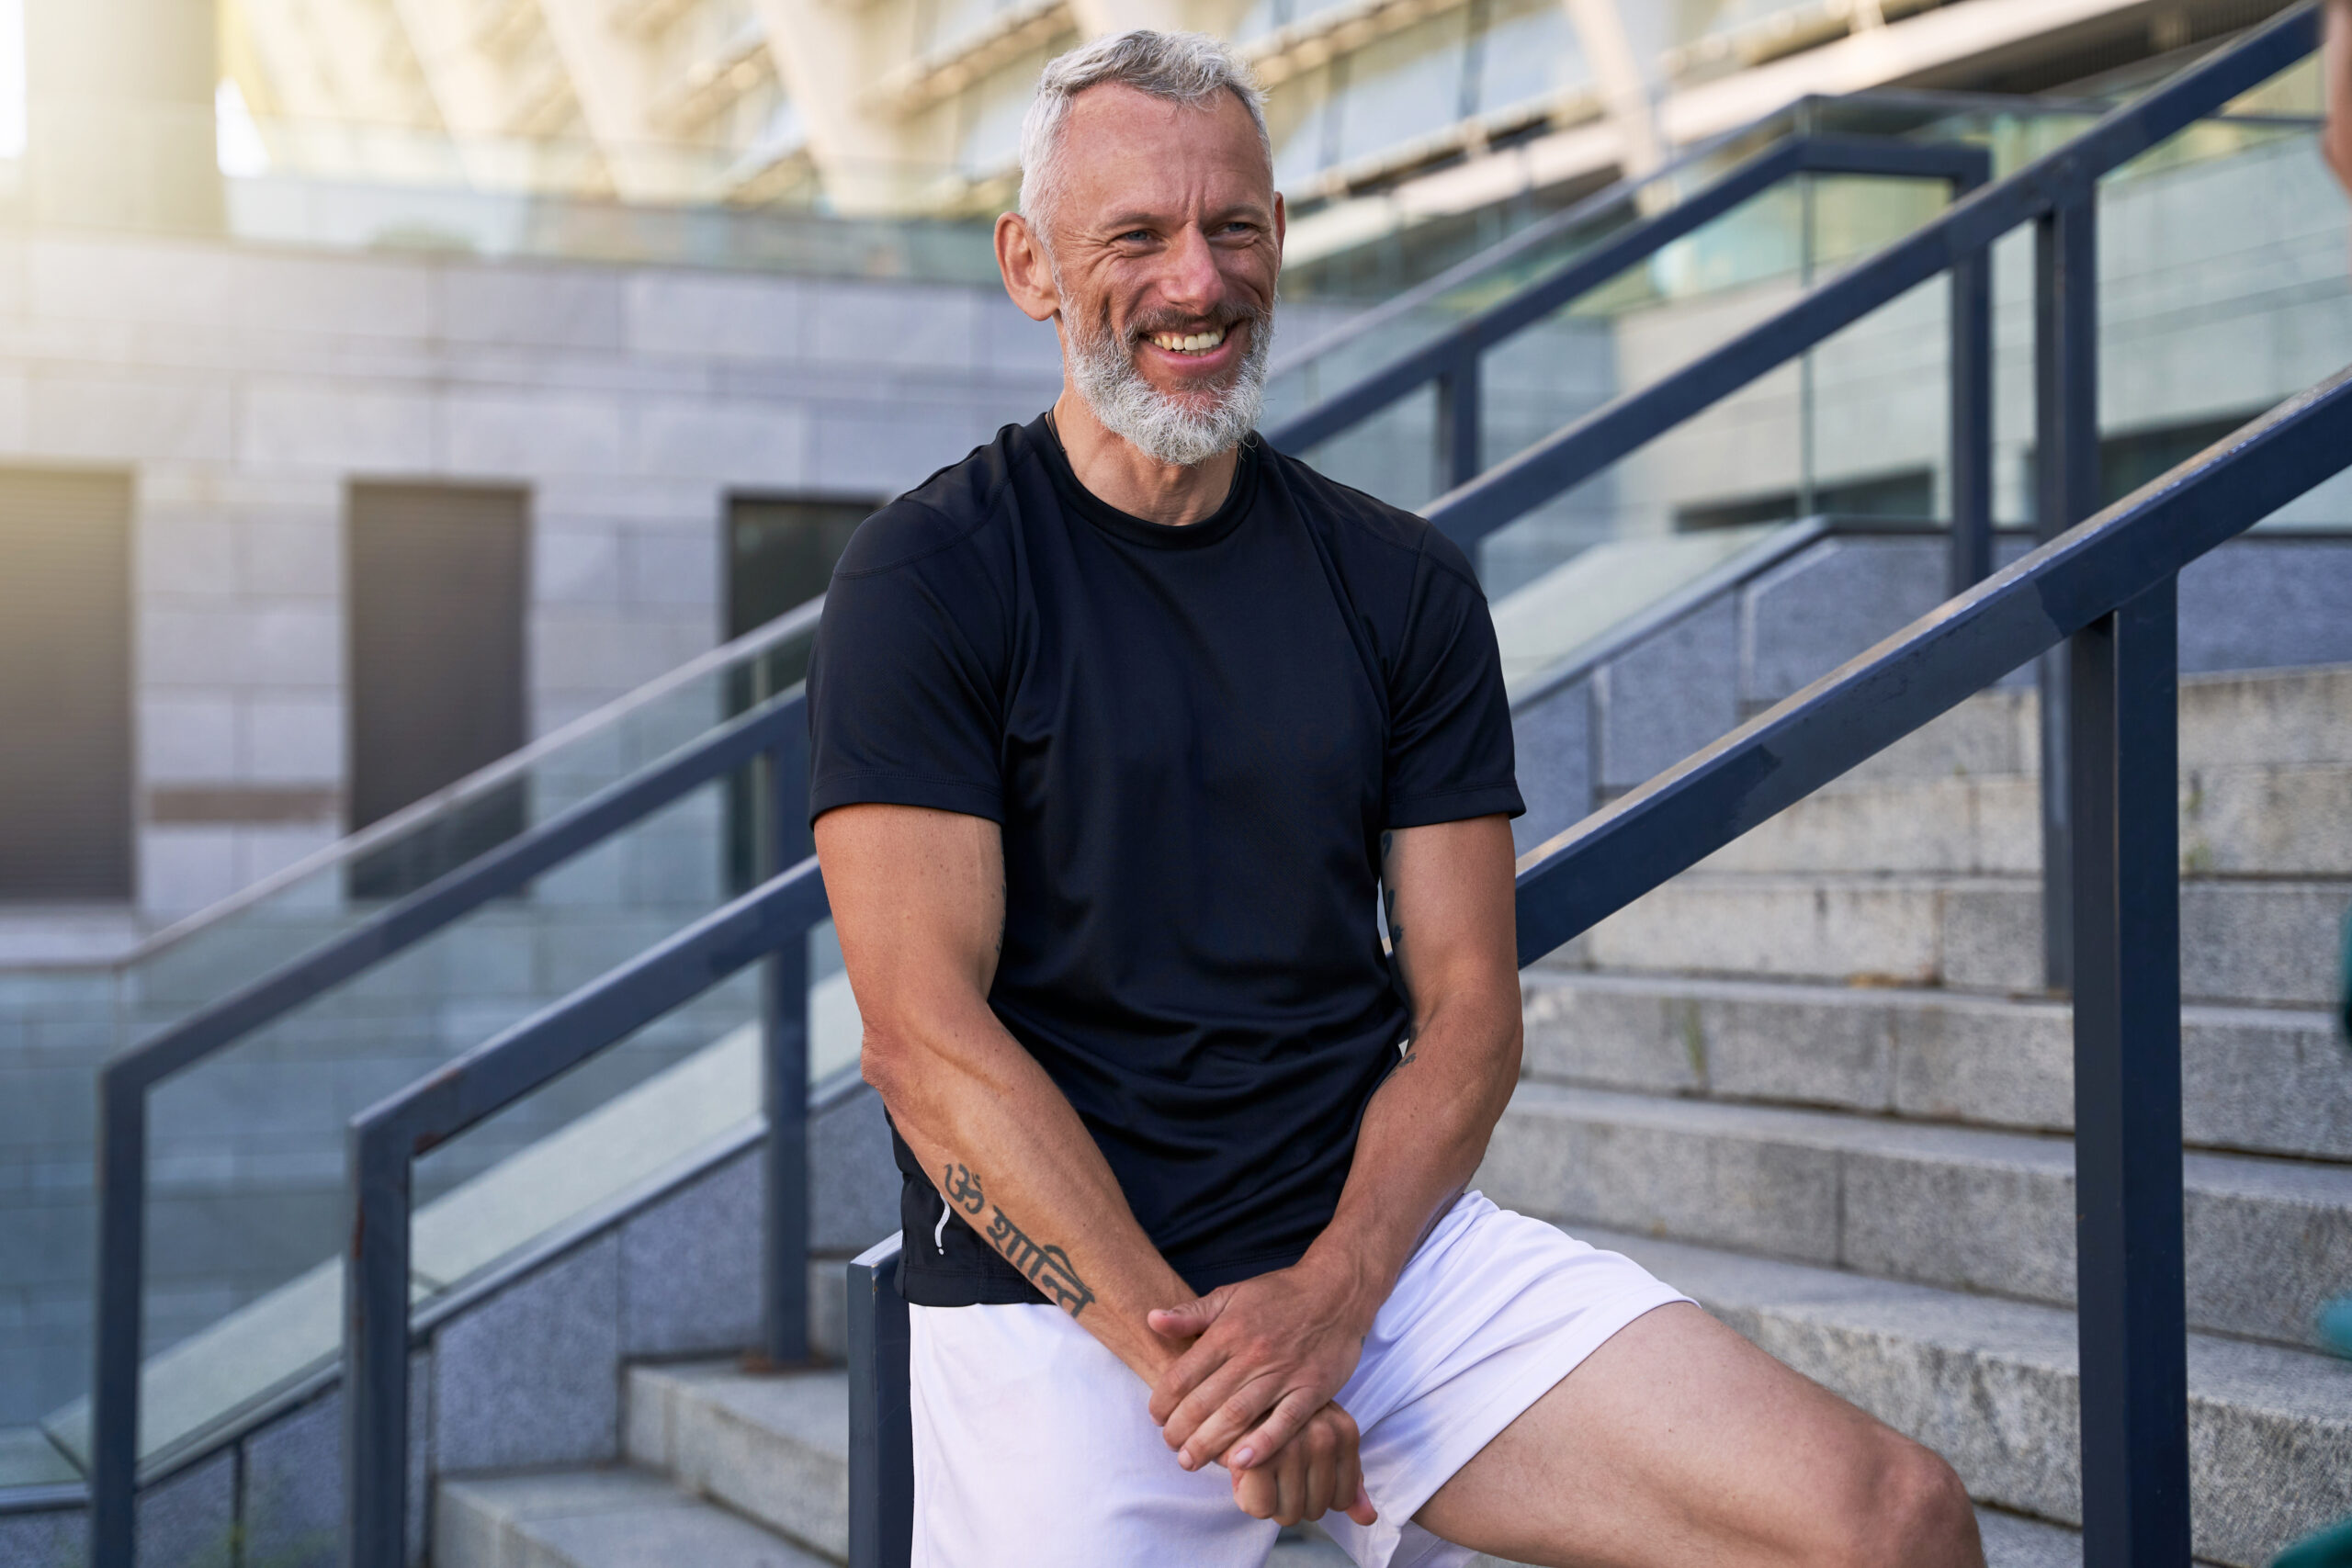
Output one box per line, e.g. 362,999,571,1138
908,1192,1690,1568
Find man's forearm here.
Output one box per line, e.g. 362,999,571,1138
2327,0,2352,189
867,991,1197,1382
1295,987,1521,1336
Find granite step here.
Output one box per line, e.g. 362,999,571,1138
624,1363,849,1562
1479,1083,2352,1351
1540,874,2350,1007
437,1466,833,1568
1519,971,2352,1161
445,1405,2089,1568
1691,762,2352,877
1820,663,2350,791
1585,1226,2352,1568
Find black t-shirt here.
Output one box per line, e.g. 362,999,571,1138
807,414,1522,1307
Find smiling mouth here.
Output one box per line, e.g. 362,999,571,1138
1146,324,1229,356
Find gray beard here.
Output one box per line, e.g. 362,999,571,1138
1062,303,1272,468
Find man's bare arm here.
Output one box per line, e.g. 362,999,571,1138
820,802,1199,1380
2325,0,2352,196
1148,814,1522,1472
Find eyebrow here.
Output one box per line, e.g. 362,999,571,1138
1097,201,1272,233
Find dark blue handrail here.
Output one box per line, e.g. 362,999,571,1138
1420,3,2323,556
1264,131,1993,563
344,854,831,1568
85,603,825,1568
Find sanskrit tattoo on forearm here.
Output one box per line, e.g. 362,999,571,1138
940,1163,1098,1317
944,1162,986,1215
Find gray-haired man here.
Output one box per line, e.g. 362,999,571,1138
810,30,1984,1568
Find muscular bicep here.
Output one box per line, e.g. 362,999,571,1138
1379,815,1519,1038
816,803,1005,1049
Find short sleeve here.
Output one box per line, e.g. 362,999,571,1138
1384,543,1523,829
806,504,1009,825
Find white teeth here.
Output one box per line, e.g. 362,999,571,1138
1151,326,1227,353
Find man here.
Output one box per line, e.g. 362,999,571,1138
2329,0,2352,199
809,30,1983,1568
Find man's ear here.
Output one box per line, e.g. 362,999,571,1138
995,212,1061,323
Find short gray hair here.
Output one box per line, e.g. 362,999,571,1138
1017,30,1271,235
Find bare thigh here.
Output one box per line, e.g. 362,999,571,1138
1413,1303,1981,1568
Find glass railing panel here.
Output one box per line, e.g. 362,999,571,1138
2089,120,2352,531
42,750,864,1473
4,100,1002,286
0,611,824,1461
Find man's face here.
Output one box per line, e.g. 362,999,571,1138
1042,84,1283,434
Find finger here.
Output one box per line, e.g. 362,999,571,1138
1304,1418,1338,1522
1174,1365,1283,1469
1149,1337,1232,1429
1145,1290,1227,1341
1226,1386,1322,1472
1272,1442,1306,1529
1234,1461,1277,1522
1329,1409,1375,1526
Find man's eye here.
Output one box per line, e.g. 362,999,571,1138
1117,230,1154,243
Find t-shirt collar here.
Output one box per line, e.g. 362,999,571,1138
1032,411,1261,550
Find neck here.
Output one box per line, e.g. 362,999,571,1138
1051,389,1240,527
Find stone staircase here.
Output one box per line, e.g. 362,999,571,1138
433,1361,2085,1567
430,664,2350,1568
1477,663,2352,1566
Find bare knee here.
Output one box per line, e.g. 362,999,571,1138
1815,1435,1981,1568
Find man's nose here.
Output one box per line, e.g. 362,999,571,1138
1157,224,1224,314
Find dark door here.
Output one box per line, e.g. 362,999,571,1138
725,494,872,889
346,483,528,897
0,468,132,900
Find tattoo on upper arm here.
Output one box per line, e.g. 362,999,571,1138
940,1163,1098,1317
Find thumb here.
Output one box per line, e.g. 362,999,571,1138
1346,1483,1379,1528
1147,1288,1228,1338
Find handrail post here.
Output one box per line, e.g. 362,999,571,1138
88,1066,146,1568
2069,577,2188,1566
848,1235,912,1568
2035,190,2099,992
345,1119,413,1568
1435,351,1482,494
1948,239,1994,593
763,727,814,1366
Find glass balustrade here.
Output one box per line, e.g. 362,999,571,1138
0,611,851,1486
1269,88,2346,605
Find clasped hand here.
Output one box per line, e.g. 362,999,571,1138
1146,1263,1381,1529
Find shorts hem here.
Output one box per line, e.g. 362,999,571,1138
1357,1281,1692,1568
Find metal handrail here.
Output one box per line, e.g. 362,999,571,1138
1510,367,2352,960
1263,79,2261,383
1421,0,2321,992
87,663,822,1565
1266,132,1994,591
123,592,828,966
1420,4,2323,556
345,852,832,1568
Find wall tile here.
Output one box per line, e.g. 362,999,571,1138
625,271,807,362
244,694,345,784
238,380,435,473
432,1236,620,1473
141,694,242,783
